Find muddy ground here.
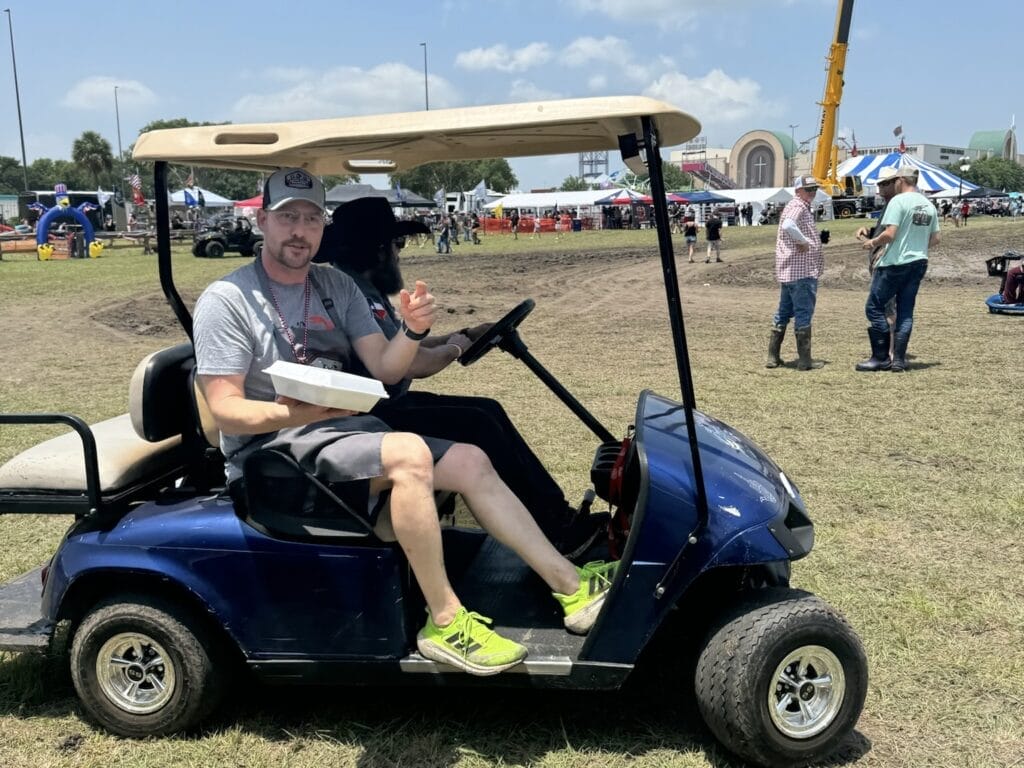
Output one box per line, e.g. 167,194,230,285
91,221,1016,339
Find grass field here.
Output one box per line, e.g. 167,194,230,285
1,217,1022,767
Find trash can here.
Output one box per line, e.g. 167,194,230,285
571,218,582,232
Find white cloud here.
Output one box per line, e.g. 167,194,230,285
508,80,563,102
564,0,699,26
560,35,631,66
587,74,608,91
644,69,774,129
62,77,156,110
564,0,777,28
231,63,460,122
455,42,552,73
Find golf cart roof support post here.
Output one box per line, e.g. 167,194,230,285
640,115,710,594
155,161,193,342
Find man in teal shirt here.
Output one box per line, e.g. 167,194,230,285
856,167,940,372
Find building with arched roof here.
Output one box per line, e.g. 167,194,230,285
968,129,1018,161
670,125,1021,191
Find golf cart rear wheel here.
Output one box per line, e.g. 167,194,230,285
204,240,225,258
694,588,867,767
70,594,225,737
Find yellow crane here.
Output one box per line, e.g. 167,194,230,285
809,0,864,217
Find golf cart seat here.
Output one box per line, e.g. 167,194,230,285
0,413,185,517
0,342,211,517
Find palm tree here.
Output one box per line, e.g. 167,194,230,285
71,131,115,188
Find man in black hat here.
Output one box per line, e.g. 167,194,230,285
316,196,606,560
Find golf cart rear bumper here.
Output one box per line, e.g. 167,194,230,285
0,567,53,653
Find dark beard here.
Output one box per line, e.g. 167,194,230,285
372,257,404,295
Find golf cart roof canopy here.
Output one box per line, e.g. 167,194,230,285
132,96,700,174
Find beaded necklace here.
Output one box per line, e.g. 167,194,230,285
265,274,312,364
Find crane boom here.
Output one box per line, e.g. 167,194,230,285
811,0,855,198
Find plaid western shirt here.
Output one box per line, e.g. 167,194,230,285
774,196,823,283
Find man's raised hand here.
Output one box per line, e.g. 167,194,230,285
399,279,436,334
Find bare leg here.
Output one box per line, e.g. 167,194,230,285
373,433,461,625
433,443,579,595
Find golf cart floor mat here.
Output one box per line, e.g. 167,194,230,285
454,536,586,658
0,567,52,653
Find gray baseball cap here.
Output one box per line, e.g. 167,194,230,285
262,168,325,211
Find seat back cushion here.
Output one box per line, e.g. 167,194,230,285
129,342,195,442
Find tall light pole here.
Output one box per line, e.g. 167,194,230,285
958,155,970,200
958,156,971,227
3,8,29,191
788,123,799,184
114,86,126,203
419,42,429,110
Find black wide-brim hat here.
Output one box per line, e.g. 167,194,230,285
335,196,430,241
314,196,429,263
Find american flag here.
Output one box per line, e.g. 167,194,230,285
128,173,145,205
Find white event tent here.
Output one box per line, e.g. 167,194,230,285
714,187,793,224
483,189,623,213
168,187,234,208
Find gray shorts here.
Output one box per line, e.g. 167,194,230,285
261,414,453,524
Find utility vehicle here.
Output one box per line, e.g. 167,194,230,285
192,215,262,258
0,96,867,767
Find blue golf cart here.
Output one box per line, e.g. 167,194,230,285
0,97,867,767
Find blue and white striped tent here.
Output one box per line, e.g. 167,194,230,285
836,153,977,194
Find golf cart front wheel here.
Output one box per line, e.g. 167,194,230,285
70,594,225,737
694,588,867,767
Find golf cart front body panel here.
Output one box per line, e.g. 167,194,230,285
47,497,411,660
585,392,810,663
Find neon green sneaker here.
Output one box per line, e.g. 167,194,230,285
553,560,619,634
416,607,528,676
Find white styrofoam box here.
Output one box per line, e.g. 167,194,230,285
264,361,388,412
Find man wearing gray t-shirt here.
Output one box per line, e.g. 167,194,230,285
193,168,617,676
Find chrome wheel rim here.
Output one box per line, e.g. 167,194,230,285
95,632,176,714
768,644,845,739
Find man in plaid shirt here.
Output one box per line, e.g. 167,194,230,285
766,176,824,371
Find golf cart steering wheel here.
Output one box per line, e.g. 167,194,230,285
458,299,535,366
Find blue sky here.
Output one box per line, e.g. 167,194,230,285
1,0,1019,192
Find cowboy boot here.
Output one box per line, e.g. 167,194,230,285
766,324,786,368
795,326,823,370
891,330,911,372
855,327,892,371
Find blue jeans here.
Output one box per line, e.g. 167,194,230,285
865,259,928,335
773,277,818,329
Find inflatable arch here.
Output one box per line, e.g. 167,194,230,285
35,206,104,260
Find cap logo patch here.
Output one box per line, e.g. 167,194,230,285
284,170,313,190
